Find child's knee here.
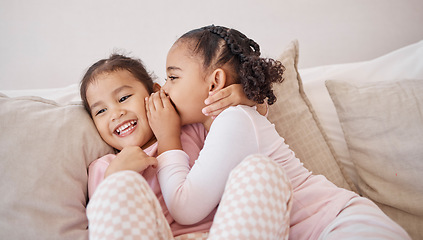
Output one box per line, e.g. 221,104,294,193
242,153,277,167
87,170,173,239
215,154,292,239
89,170,153,208
102,170,148,191
230,154,291,191
233,154,287,178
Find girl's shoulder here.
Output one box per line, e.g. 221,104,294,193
217,105,264,121
90,153,116,165
211,105,264,131
215,105,274,134
88,153,116,170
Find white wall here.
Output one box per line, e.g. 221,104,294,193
1,0,422,90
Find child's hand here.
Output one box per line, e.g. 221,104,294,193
146,90,182,155
105,146,157,178
202,84,268,117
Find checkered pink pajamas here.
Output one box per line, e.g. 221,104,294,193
86,154,292,240
317,197,411,240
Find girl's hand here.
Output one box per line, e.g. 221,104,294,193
105,146,157,178
202,84,268,117
146,90,182,155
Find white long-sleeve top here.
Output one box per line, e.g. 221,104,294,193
157,105,358,239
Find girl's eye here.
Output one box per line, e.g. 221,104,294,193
119,94,132,103
166,76,178,81
95,108,106,116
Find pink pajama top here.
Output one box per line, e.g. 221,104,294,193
155,106,358,240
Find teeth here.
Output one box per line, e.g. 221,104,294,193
116,121,137,135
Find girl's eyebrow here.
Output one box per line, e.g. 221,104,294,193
90,85,133,111
167,66,182,71
112,85,133,95
89,101,103,112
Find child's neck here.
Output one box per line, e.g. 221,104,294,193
202,117,214,132
141,135,157,150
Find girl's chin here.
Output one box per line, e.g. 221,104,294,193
115,139,142,150
117,138,155,150
180,114,205,125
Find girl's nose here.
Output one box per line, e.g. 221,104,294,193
162,82,169,92
111,108,126,121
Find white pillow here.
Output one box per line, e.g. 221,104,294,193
299,40,423,189
1,83,81,104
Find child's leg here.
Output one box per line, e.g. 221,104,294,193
208,154,293,240
318,196,411,240
174,232,209,240
86,170,174,240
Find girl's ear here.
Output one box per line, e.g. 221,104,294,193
153,83,161,92
208,68,226,93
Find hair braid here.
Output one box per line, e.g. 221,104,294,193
207,25,260,63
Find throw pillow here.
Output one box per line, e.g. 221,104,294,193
267,40,355,191
0,94,114,240
326,79,423,239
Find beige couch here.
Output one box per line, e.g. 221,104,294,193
1,40,422,239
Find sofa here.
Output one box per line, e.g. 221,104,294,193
1,40,422,239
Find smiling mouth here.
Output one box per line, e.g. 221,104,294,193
115,120,137,136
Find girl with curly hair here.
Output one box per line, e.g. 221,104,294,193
147,25,410,239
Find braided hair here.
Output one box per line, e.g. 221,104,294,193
177,25,284,105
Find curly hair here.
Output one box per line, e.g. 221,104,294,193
80,54,155,114
177,25,285,105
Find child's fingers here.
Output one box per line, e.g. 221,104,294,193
202,107,225,117
148,92,159,111
147,94,156,112
151,92,164,109
202,101,226,116
204,88,231,105
145,97,150,116
160,90,175,110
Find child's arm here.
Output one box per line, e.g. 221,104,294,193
157,108,263,225
202,84,268,118
146,90,182,155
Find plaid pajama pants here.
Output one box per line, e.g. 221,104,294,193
86,154,293,240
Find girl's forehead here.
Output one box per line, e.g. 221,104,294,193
168,43,203,68
94,70,137,84
88,71,143,94
171,41,197,56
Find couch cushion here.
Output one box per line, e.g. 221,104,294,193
0,94,114,240
326,79,423,239
267,40,355,191
300,40,423,190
